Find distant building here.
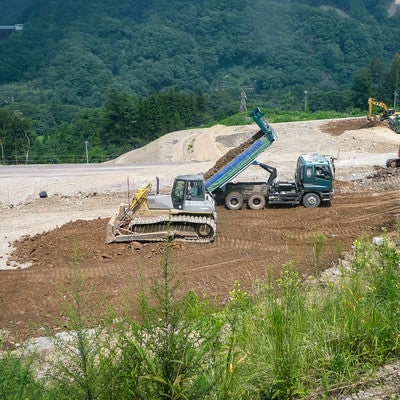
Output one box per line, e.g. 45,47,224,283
0,24,23,38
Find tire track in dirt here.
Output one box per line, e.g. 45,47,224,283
2,171,400,344
213,235,264,250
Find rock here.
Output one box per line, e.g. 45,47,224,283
130,241,143,250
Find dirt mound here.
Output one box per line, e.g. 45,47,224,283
351,165,400,192
320,118,387,136
204,130,263,180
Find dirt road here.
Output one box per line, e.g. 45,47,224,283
0,118,399,345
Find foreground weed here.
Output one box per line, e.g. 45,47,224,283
342,234,400,360
247,266,308,399
120,238,223,399
216,282,252,399
308,233,400,396
308,232,326,277
0,350,42,399
41,241,110,400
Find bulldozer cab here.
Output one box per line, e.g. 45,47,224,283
171,175,206,210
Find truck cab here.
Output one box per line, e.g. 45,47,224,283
295,154,334,208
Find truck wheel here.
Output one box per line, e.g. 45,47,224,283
386,159,399,168
302,193,321,208
225,192,243,210
248,193,266,210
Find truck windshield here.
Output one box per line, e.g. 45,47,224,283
315,165,331,179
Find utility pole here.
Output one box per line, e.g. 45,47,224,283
304,90,308,111
394,90,398,110
84,141,89,163
240,89,247,112
239,85,255,112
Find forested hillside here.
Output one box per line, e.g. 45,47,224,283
1,0,400,106
0,0,399,163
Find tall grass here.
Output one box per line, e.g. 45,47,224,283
0,350,41,399
36,242,112,400
1,231,399,399
247,265,309,399
308,232,327,277
120,238,224,399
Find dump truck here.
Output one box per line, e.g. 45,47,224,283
205,108,335,209
106,175,216,244
211,155,335,209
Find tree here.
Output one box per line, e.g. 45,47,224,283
383,53,400,108
102,89,138,149
0,109,34,164
351,69,372,109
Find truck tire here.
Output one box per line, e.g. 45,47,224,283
302,193,321,208
225,191,243,210
248,193,266,210
386,158,400,168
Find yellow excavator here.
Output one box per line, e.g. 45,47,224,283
367,98,400,134
367,98,395,121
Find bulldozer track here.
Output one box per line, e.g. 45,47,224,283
114,214,216,243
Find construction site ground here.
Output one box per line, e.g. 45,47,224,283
1,117,400,346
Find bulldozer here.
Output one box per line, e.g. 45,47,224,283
106,174,217,244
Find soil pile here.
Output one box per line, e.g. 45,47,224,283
203,130,263,180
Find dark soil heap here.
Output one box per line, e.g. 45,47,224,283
204,130,263,180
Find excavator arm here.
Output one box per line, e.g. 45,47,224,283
368,97,392,121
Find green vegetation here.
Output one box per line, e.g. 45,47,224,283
308,232,327,277
0,1,399,164
1,0,399,107
218,108,363,127
0,89,371,165
1,230,399,399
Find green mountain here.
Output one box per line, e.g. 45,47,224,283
1,0,399,108
0,0,399,164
